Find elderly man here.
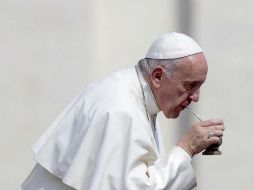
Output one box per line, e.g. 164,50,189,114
20,32,224,190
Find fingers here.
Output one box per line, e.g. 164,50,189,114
206,129,224,146
198,119,225,131
207,136,222,146
201,119,224,127
212,125,225,131
208,129,223,137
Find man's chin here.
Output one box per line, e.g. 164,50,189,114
164,111,180,119
171,112,180,118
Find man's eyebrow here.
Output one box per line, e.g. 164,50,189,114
184,80,205,85
184,81,199,84
183,80,205,84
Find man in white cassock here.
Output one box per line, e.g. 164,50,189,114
19,32,225,190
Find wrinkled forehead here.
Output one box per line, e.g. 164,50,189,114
172,53,208,81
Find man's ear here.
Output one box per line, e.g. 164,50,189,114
150,66,163,88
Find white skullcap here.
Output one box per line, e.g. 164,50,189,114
146,32,203,59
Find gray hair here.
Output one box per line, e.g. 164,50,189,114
138,58,180,78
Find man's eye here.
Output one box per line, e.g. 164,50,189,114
184,83,197,90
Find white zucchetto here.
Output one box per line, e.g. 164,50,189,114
146,32,203,59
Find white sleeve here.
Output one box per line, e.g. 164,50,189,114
128,145,196,190
106,110,197,190
148,146,196,190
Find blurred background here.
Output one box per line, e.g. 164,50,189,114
1,0,253,189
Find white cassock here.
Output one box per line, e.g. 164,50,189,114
19,66,196,190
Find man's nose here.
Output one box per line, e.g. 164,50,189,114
188,90,200,102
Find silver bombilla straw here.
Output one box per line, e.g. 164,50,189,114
185,107,202,122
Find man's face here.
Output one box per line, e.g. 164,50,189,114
151,53,208,118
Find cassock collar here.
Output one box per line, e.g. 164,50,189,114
136,66,160,115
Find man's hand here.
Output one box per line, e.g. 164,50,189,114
177,119,225,157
